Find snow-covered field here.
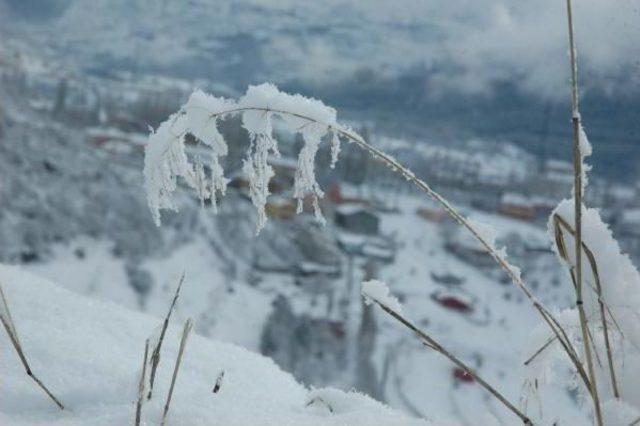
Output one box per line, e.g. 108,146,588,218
18,190,588,424
0,264,429,426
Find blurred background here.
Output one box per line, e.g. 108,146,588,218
0,1,638,423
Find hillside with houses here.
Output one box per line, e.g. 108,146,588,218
1,15,640,424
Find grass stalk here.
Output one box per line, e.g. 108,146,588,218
148,272,185,400
370,298,533,425
565,0,603,423
212,370,224,394
0,283,64,410
135,339,150,426
524,336,556,367
554,214,620,398
161,318,194,426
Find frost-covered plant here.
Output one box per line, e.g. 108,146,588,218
524,121,640,424
144,84,340,231
521,2,640,425
144,85,541,301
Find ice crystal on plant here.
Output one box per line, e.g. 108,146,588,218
144,83,348,232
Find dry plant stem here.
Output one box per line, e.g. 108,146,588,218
554,214,620,397
365,131,592,392
306,397,334,413
566,0,603,423
212,370,225,394
148,272,186,401
181,105,586,388
524,336,556,366
161,318,194,426
0,285,65,410
135,340,150,426
372,300,533,425
537,305,590,389
555,215,625,336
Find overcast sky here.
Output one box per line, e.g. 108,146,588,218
258,0,640,98
4,0,640,100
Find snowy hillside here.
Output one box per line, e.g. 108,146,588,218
0,264,429,426
2,13,640,424
19,191,587,423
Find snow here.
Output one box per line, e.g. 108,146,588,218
578,124,592,158
603,399,640,426
24,237,137,310
362,280,403,314
141,238,273,352
550,200,640,340
378,136,537,186
144,112,193,225
465,217,521,280
547,199,640,417
500,192,531,207
329,131,341,169
577,124,592,189
0,264,430,426
364,194,586,424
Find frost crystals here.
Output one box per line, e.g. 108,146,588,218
144,83,348,232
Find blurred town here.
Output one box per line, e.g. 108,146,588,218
0,40,636,420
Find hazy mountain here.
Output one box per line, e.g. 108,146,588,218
1,0,639,180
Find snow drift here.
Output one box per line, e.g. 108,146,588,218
0,264,429,426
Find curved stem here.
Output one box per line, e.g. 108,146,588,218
373,299,533,424
186,104,588,390
566,0,603,423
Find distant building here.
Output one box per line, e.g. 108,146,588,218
334,204,380,235
531,159,573,200
336,233,396,263
431,271,466,287
445,230,496,269
416,206,448,223
498,193,535,221
265,196,297,220
326,182,371,206
268,156,297,194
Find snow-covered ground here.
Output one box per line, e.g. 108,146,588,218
20,190,589,424
373,195,585,424
0,264,430,426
